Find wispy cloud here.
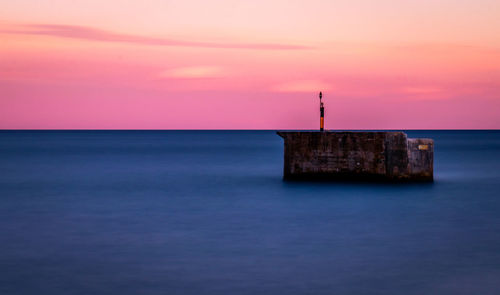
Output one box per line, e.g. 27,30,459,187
401,86,443,95
398,86,453,100
1,24,311,50
271,80,332,92
159,66,225,79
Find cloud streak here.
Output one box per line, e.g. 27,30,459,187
159,66,225,79
2,24,312,50
271,80,333,92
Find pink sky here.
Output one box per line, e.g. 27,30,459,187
1,0,500,129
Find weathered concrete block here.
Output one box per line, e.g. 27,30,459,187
277,131,433,181
407,138,434,180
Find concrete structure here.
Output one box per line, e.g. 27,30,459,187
277,131,433,181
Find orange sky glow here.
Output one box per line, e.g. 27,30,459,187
1,0,500,129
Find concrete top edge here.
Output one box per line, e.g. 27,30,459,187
407,138,434,142
276,131,406,136
276,131,405,133
276,131,434,142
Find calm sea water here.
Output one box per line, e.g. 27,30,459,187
1,130,499,295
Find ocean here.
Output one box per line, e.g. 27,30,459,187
1,130,499,294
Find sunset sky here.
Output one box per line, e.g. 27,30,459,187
1,0,500,129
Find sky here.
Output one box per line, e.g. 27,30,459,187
1,0,500,129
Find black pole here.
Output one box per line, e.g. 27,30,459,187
319,92,324,131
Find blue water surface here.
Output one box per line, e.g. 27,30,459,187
0,130,499,295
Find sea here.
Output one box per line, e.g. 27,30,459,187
0,130,499,295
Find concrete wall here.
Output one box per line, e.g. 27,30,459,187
408,138,434,180
277,131,433,181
